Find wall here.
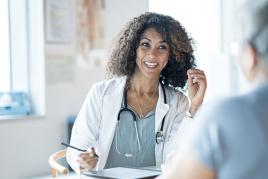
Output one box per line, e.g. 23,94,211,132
0,0,148,178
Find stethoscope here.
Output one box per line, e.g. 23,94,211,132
115,82,167,157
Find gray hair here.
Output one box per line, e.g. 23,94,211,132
238,0,268,59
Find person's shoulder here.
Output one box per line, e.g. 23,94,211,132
196,95,245,123
246,83,268,106
91,76,126,94
212,96,243,109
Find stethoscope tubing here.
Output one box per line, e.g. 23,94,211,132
117,82,167,143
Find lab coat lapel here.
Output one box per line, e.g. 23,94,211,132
98,78,125,169
155,84,169,133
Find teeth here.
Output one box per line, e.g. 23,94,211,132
145,61,157,68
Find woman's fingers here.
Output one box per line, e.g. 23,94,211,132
77,157,98,170
187,69,207,88
188,68,205,74
187,69,206,85
186,68,207,116
77,151,99,170
187,72,194,86
190,74,206,83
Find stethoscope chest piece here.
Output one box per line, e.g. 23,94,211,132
156,131,165,144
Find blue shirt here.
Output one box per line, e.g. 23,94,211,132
105,103,156,168
190,84,268,179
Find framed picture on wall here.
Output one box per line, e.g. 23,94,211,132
45,0,75,43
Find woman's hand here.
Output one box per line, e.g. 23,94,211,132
77,147,99,171
187,69,207,116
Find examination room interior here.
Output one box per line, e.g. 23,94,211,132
0,0,246,178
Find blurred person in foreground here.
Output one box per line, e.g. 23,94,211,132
160,0,268,179
66,12,207,174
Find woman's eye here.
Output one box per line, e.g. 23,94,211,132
140,42,149,47
159,45,167,50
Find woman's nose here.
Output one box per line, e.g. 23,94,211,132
148,48,158,58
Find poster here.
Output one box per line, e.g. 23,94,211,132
45,0,75,43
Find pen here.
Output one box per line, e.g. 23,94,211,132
90,147,99,158
61,142,99,158
61,142,87,152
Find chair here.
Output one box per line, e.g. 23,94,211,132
48,149,69,177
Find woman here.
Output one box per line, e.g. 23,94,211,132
66,12,207,173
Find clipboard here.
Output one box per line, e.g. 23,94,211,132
83,167,161,179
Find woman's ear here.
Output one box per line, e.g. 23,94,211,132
240,44,258,81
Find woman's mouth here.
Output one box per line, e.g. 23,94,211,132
144,61,158,68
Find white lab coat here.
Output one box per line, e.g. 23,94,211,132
66,76,193,173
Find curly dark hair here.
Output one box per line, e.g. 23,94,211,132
106,12,196,89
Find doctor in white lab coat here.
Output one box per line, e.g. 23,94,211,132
66,12,207,174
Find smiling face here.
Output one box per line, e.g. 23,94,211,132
135,27,170,80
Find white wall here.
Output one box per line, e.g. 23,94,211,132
0,0,148,178
149,0,244,102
